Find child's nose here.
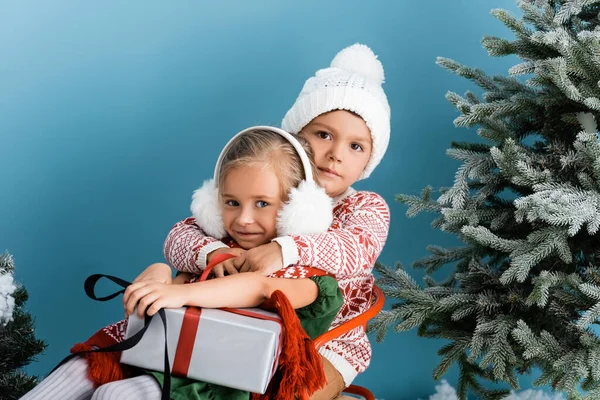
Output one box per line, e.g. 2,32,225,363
237,207,255,225
328,144,343,163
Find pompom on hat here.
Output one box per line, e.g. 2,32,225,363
282,43,391,180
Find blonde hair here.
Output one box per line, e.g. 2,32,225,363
217,128,317,201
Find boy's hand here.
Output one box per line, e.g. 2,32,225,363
124,281,190,317
207,248,246,278
235,242,283,276
212,258,239,278
132,263,173,285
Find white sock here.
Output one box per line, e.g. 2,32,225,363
20,357,94,400
91,375,162,400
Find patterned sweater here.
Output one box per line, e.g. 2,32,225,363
163,188,391,385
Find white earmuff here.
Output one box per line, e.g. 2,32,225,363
190,178,227,238
190,126,333,238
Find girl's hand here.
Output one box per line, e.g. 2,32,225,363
208,248,246,278
132,263,173,285
124,281,190,317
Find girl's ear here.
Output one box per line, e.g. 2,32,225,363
276,180,333,236
190,179,227,238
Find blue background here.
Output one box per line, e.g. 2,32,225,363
0,1,536,399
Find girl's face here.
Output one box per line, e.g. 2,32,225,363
300,110,372,197
220,164,282,249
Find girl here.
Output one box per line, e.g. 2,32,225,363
160,43,392,399
21,127,343,400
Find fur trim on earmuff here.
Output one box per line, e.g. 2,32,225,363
190,126,334,239
277,180,333,236
190,179,227,239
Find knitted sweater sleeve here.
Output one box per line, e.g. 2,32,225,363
284,192,390,277
163,217,228,274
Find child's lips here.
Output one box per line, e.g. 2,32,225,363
235,231,261,236
319,167,340,178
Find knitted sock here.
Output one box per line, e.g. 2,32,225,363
91,375,162,400
20,357,94,400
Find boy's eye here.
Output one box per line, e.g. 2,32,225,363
256,200,269,208
316,131,331,140
225,200,239,207
350,143,363,151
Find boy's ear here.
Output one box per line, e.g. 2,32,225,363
276,180,333,236
190,179,227,238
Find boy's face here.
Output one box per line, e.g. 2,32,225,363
220,165,282,249
300,110,372,197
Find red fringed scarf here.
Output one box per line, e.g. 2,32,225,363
70,319,132,386
71,250,329,399
252,289,326,400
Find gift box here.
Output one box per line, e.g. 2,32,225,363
120,306,282,394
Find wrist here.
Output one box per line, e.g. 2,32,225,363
206,247,227,262
271,242,284,266
199,242,229,269
182,282,196,304
271,236,299,266
206,249,217,263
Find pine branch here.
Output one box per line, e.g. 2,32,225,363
395,186,441,218
413,245,474,274
378,1,600,397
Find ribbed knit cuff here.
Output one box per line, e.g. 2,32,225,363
271,236,300,267
197,241,229,270
318,348,358,387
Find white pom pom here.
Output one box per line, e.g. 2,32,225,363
330,43,384,84
277,181,333,236
190,179,227,238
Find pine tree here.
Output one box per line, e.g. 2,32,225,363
0,252,47,400
371,1,600,399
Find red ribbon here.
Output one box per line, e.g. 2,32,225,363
172,307,202,376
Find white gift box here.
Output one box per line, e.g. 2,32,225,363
120,306,282,394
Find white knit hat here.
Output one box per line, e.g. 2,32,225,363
282,43,391,180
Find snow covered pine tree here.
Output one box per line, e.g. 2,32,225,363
371,1,600,399
0,252,46,400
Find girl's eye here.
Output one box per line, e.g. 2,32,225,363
225,200,239,207
316,131,331,140
256,201,269,208
350,143,363,152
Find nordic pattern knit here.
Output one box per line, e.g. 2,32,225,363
163,189,391,385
